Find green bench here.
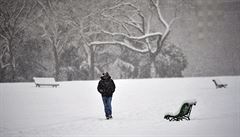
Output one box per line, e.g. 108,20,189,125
164,101,197,121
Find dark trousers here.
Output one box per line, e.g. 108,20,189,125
102,96,112,117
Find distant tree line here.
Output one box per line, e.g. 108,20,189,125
0,0,191,82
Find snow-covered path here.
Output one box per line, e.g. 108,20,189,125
0,76,240,137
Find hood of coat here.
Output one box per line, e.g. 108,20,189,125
101,72,111,80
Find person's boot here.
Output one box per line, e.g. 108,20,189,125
106,115,112,120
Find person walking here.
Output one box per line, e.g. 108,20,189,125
97,72,116,120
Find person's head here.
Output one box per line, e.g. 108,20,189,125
101,72,111,80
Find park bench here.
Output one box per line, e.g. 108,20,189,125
33,77,59,88
164,101,197,121
212,79,227,89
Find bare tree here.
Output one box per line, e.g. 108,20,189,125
63,0,119,80
37,0,75,80
0,0,40,81
87,0,178,77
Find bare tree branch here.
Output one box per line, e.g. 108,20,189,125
26,0,38,18
57,40,65,55
0,32,9,43
169,17,179,27
12,0,19,15
0,15,11,39
100,14,132,35
14,0,26,22
37,0,51,19
150,0,168,28
15,11,43,35
0,62,11,69
101,2,145,34
112,14,144,33
123,20,143,34
39,23,53,43
16,0,39,30
0,45,11,69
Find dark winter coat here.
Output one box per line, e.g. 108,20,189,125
97,74,115,97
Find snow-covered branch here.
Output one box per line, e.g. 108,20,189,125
108,2,139,11
101,30,162,41
150,0,169,29
89,41,149,53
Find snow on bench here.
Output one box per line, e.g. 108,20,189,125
33,77,59,88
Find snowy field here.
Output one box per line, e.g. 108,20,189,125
0,76,240,137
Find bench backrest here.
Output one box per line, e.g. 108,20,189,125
179,101,196,116
213,79,224,85
33,77,57,84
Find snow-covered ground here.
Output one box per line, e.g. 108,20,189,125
0,76,240,137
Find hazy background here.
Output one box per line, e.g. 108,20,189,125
170,0,240,77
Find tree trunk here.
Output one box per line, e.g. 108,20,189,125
52,43,59,81
0,68,6,82
150,52,158,78
8,38,16,81
150,62,156,78
89,46,95,80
